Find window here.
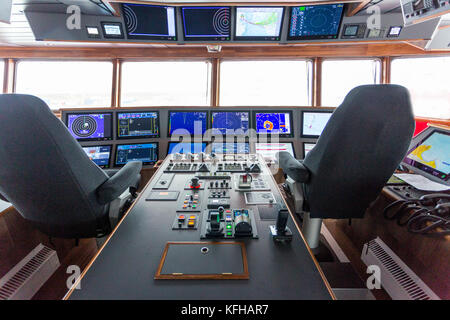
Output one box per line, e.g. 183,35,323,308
321,59,381,107
0,60,4,91
391,57,450,119
15,61,113,109
121,61,211,106
219,60,312,106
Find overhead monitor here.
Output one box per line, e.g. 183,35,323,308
117,111,160,139
182,6,231,41
211,143,250,154
101,22,124,39
301,111,333,138
254,111,293,137
235,7,284,41
168,142,207,154
303,143,316,158
82,145,112,169
402,127,449,184
66,112,113,141
122,4,176,40
115,143,158,166
288,4,344,40
255,142,295,161
168,111,208,136
211,111,250,135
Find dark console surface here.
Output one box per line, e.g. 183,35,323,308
68,153,333,300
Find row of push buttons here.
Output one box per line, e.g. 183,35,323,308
177,214,197,227
183,194,199,209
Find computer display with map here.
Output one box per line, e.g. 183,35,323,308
168,111,208,136
254,111,293,137
255,142,295,161
115,143,158,166
403,128,449,183
301,111,333,138
82,145,112,168
303,142,316,158
288,4,344,40
182,7,231,41
211,111,250,134
117,111,159,139
235,7,284,40
66,112,112,141
168,142,207,154
211,143,250,154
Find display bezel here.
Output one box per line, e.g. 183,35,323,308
253,110,294,138
234,6,285,41
167,110,209,137
181,6,231,41
116,110,160,140
65,112,113,142
114,142,159,167
82,144,113,169
300,110,333,138
101,22,124,39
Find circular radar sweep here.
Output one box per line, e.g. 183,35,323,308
213,8,230,36
263,121,274,131
307,8,335,33
123,5,138,33
71,115,98,138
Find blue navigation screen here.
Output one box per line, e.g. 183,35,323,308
169,111,208,136
211,111,249,134
118,112,159,138
168,142,207,154
211,143,249,154
182,7,231,41
115,143,158,166
255,112,292,135
67,113,112,141
82,145,112,168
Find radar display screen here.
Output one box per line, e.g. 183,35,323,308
115,143,158,166
117,111,159,139
211,143,250,154
122,4,176,40
66,113,112,141
168,142,207,154
288,4,344,40
182,7,231,41
211,111,250,134
301,111,333,138
168,111,208,136
235,7,284,40
82,145,112,168
254,111,293,136
255,142,295,161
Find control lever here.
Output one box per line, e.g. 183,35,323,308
190,177,200,189
270,209,293,242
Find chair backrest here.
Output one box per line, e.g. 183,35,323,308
303,85,415,219
0,94,109,238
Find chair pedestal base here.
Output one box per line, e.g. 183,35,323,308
302,212,323,250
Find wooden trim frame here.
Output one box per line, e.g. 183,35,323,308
2,58,15,93
312,57,322,107
210,58,220,107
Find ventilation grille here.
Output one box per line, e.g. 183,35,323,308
361,237,440,300
0,244,60,300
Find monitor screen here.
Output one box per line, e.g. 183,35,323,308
101,22,124,39
168,142,207,154
211,111,250,135
301,111,333,137
403,130,450,182
115,143,158,166
211,143,249,154
288,4,344,40
303,143,316,158
117,111,159,139
66,113,112,141
182,7,231,41
168,111,208,136
255,111,293,136
122,4,176,40
235,7,284,40
82,145,112,168
388,26,402,37
255,142,295,161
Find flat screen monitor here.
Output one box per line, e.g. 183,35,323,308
182,6,231,41
168,142,207,154
255,142,295,161
288,4,344,40
122,4,176,40
101,22,124,39
168,111,208,136
115,143,158,166
235,7,284,41
66,112,112,141
402,128,450,183
301,111,333,138
211,143,250,154
254,111,293,137
303,142,316,158
211,111,250,135
82,145,112,168
117,111,159,139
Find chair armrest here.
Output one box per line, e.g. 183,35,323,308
0,192,9,202
276,151,310,183
97,161,142,205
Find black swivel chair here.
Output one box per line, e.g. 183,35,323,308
0,94,142,239
277,85,415,249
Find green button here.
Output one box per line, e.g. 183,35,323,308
226,225,232,229
227,232,232,236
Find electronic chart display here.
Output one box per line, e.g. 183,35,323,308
122,4,176,40
168,142,207,154
254,111,293,136
66,112,112,141
115,143,158,166
235,7,284,40
211,143,250,154
82,145,112,168
211,111,250,135
182,7,231,41
303,143,316,158
117,111,159,139
255,142,295,161
301,111,333,138
168,111,208,136
288,4,344,40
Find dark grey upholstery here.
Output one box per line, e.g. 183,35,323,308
278,85,415,219
0,94,142,238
